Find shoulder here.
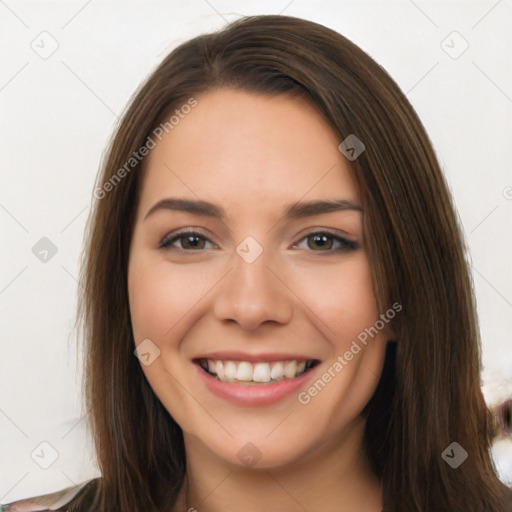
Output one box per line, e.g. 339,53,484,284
0,478,101,512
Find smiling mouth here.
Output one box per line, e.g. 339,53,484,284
193,358,320,385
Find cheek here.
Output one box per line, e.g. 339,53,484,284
289,254,379,345
128,257,210,343
337,267,379,340
292,259,386,430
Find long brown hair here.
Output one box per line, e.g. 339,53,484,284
76,14,512,512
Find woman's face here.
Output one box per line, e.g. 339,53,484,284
128,88,391,468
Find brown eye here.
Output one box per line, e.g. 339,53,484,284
159,230,216,251
307,233,333,251
179,234,206,250
294,232,357,253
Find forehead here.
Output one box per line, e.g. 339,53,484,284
137,89,359,218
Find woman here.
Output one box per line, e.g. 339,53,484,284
4,14,511,512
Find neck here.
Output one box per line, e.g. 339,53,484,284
172,416,382,512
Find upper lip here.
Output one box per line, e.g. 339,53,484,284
193,352,319,363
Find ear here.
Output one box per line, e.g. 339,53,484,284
380,301,402,342
381,321,396,343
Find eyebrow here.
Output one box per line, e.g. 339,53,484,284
144,197,363,222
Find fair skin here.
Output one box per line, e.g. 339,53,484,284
128,89,391,512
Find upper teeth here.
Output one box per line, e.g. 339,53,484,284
199,359,313,383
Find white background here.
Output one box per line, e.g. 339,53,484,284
1,0,511,502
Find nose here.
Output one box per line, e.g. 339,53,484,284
212,248,294,331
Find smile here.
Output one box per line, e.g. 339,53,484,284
193,357,321,406
195,358,318,384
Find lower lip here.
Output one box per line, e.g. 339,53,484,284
193,362,319,407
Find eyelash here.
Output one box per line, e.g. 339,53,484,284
158,229,358,254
